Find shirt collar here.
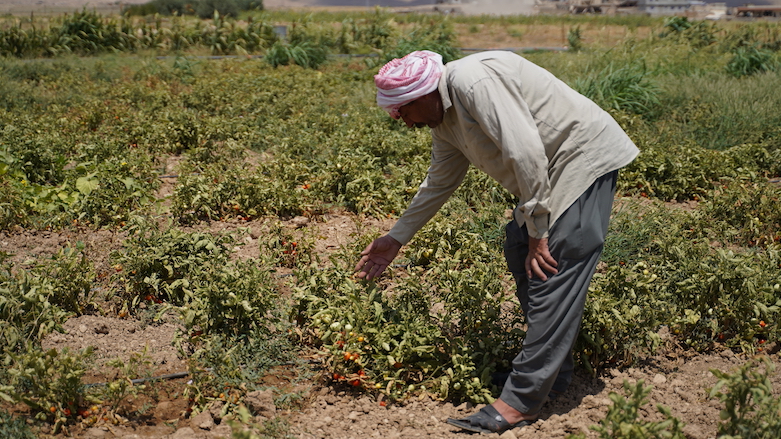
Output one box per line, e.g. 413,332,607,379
437,64,452,113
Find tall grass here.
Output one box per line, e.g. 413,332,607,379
573,61,660,116
654,72,781,150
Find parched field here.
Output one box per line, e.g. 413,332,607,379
1,5,781,439
8,213,781,439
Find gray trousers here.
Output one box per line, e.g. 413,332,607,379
500,170,617,415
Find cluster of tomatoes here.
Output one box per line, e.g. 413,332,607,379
327,324,374,389
48,404,102,423
281,240,298,255
229,204,252,222
277,239,300,267
144,294,163,304
755,319,770,352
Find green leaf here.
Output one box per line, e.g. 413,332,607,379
121,177,137,189
76,176,99,195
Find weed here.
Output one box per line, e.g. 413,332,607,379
98,348,155,415
264,41,327,69
183,328,297,418
709,358,781,439
0,410,37,439
567,26,583,51
726,45,776,78
574,61,660,116
569,380,685,439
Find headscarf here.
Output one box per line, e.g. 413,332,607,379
374,50,444,119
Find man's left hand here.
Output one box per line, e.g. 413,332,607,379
526,237,558,281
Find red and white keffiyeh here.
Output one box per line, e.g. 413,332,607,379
374,50,444,119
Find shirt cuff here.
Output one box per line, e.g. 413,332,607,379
514,207,550,240
387,225,415,246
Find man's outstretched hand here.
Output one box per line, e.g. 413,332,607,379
354,235,402,280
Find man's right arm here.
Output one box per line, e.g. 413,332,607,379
387,140,471,245
355,139,469,280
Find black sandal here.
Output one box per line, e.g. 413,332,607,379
446,405,535,434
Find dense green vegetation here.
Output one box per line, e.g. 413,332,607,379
0,9,779,437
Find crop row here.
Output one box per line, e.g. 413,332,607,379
0,9,461,62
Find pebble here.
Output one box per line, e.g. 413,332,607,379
347,411,361,421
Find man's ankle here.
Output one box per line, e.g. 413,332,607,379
492,398,536,424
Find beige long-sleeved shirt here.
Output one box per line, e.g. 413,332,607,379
388,51,639,244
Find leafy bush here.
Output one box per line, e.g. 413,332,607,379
567,26,583,52
55,10,133,55
176,257,284,337
726,45,776,78
569,380,685,439
660,16,692,35
293,232,524,404
0,411,37,439
659,17,716,49
112,225,234,306
375,19,462,66
709,358,781,439
124,0,263,17
1,346,93,433
264,41,328,69
0,257,82,354
700,179,781,247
